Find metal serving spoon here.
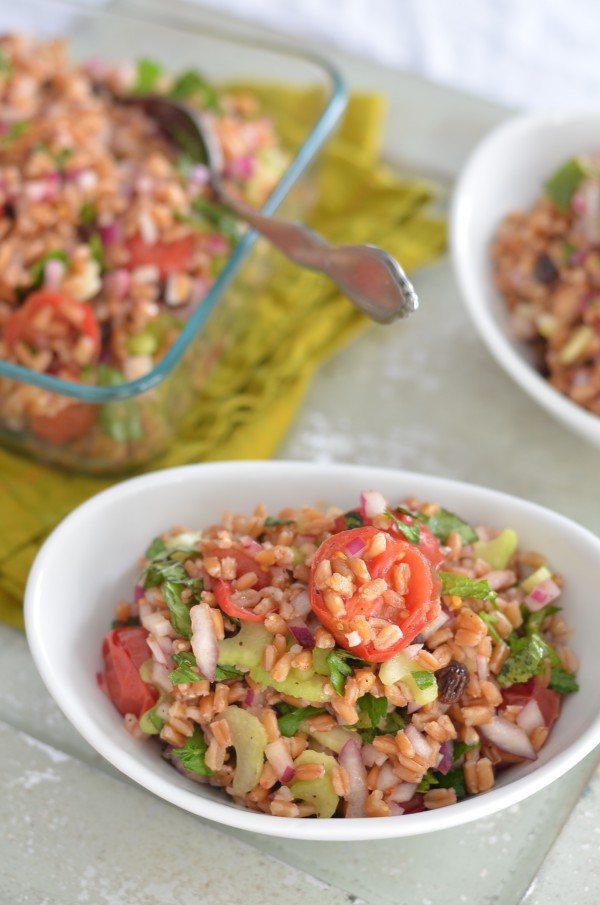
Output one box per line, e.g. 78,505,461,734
135,96,418,324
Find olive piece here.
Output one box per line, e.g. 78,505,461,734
437,660,469,704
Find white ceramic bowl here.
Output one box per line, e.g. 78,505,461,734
25,461,600,841
451,110,600,447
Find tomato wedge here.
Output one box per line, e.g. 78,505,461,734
203,546,272,590
4,290,100,360
125,234,196,277
30,400,96,444
309,526,441,662
501,679,561,729
102,626,158,718
213,579,266,622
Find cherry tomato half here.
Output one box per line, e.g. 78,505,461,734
30,400,96,445
125,234,196,278
4,290,101,360
309,526,441,662
102,626,158,718
213,579,266,622
203,546,273,591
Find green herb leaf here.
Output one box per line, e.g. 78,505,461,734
191,197,241,244
437,766,467,799
357,693,388,728
163,582,193,639
497,634,547,687
549,666,579,694
2,120,30,143
545,158,587,212
357,708,407,744
214,664,245,681
523,604,561,635
411,670,436,690
30,250,70,289
325,649,365,697
276,704,327,737
478,611,502,644
419,508,478,545
417,770,439,793
97,365,144,445
439,572,498,603
453,741,480,762
132,57,163,95
168,69,219,110
145,537,168,561
79,199,97,225
386,510,420,544
172,726,214,776
264,516,295,527
89,233,105,271
343,511,364,529
169,651,200,684
54,147,74,173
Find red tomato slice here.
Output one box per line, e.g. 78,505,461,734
309,526,440,662
501,679,561,729
102,626,157,718
4,290,100,359
30,401,96,444
204,546,272,590
213,579,266,622
125,234,196,278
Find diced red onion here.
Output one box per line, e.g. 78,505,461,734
224,156,255,180
43,258,65,290
132,583,145,615
405,724,431,760
244,689,255,706
419,610,449,641
476,654,489,681
524,579,561,612
388,782,418,803
479,717,537,761
345,536,366,556
141,610,173,637
189,164,210,185
240,535,263,555
361,490,387,518
402,643,424,660
25,173,59,202
388,802,405,816
291,589,312,619
146,635,169,667
407,701,421,715
516,699,545,735
437,740,454,775
99,221,122,247
96,670,105,689
151,660,173,693
361,743,387,767
190,602,219,682
375,761,398,792
339,740,368,818
265,738,295,782
104,268,131,299
288,621,315,650
485,570,516,591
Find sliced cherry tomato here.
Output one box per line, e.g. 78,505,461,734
213,579,266,622
102,626,158,718
125,234,196,278
30,401,96,444
501,679,561,729
203,546,272,590
388,511,446,569
4,290,100,359
309,526,441,662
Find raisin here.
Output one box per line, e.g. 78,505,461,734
534,253,558,285
437,660,469,703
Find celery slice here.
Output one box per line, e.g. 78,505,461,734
289,750,339,818
473,528,518,570
222,705,268,796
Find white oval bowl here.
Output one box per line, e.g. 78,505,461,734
451,109,600,448
24,460,600,841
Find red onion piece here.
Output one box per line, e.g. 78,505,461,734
190,602,219,682
407,701,421,715
479,717,537,761
419,610,449,641
361,490,387,519
388,782,418,803
43,258,65,290
104,268,131,300
224,156,255,180
132,583,145,613
206,233,229,255
516,699,545,735
151,660,173,693
189,164,210,185
146,636,169,667
241,535,263,555
476,654,490,681
345,536,366,556
99,221,122,247
265,738,295,782
96,670,105,688
405,724,431,760
288,621,315,650
437,740,454,775
291,589,312,619
361,743,387,768
244,689,255,706
339,739,368,818
402,643,424,660
388,802,405,816
375,761,398,792
524,579,561,612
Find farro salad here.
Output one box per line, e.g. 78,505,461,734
100,490,579,819
0,34,287,445
493,155,600,417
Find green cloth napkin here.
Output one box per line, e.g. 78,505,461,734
0,90,446,629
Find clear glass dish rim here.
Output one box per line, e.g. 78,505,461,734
0,0,347,403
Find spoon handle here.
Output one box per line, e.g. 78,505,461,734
220,194,418,324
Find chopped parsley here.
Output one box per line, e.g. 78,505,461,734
54,147,74,173
357,693,388,729
145,537,168,561
418,766,468,799
418,507,478,545
439,572,498,603
325,648,366,697
452,740,480,762
276,703,327,737
132,57,163,95
343,510,364,529
385,509,420,544
497,633,547,687
357,709,406,745
171,726,214,776
169,651,200,685
549,665,579,694
79,199,97,225
478,610,502,644
214,664,245,681
263,516,295,527
411,670,436,690
168,69,219,111
545,157,587,213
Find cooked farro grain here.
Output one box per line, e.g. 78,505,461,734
101,489,578,818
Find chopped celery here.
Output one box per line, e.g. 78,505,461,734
379,652,438,706
302,725,358,754
289,750,339,818
249,665,328,703
473,528,518,570
222,705,268,796
139,707,163,735
218,622,271,671
520,565,552,593
312,647,330,676
126,331,159,356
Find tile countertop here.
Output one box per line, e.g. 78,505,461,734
2,2,600,903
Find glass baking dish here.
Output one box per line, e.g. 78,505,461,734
0,0,346,473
